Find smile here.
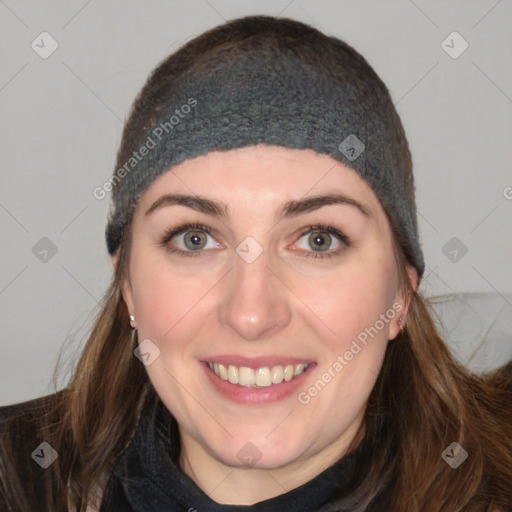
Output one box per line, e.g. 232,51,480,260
206,362,311,388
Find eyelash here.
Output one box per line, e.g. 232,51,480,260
158,222,350,260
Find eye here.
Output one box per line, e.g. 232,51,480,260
159,223,220,257
177,229,214,251
293,225,350,260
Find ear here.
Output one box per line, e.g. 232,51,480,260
388,265,419,340
111,252,136,327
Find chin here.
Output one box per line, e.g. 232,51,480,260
205,429,311,470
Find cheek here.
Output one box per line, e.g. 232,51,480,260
326,259,396,383
303,256,397,348
292,253,397,412
129,250,210,345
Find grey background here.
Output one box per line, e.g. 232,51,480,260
1,0,511,405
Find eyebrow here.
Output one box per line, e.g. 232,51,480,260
144,193,373,221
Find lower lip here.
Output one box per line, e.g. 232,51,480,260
201,362,316,405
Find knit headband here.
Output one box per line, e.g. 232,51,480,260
105,47,425,277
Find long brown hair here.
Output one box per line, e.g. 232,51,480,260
1,15,511,512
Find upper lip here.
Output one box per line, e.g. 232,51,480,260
201,355,315,368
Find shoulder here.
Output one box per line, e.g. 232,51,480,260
481,358,512,396
0,393,56,422
0,391,66,512
0,391,63,446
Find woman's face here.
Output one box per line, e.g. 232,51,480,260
119,145,415,474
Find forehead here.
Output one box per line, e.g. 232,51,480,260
137,145,381,214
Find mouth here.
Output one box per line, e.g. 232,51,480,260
205,361,313,388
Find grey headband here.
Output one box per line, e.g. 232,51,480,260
105,51,425,277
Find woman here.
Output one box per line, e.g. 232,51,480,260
1,15,511,512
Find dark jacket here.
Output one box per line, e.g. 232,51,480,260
0,393,63,512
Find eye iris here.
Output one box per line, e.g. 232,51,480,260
308,231,331,252
184,230,206,250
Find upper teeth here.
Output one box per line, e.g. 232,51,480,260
208,362,310,387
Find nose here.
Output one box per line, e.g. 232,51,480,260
218,247,292,341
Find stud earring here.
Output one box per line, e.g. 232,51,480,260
129,315,137,329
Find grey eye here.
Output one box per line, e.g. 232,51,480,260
183,230,209,250
307,231,332,252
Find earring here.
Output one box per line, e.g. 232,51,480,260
398,316,406,331
130,324,138,346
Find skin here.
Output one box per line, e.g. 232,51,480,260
114,145,418,505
